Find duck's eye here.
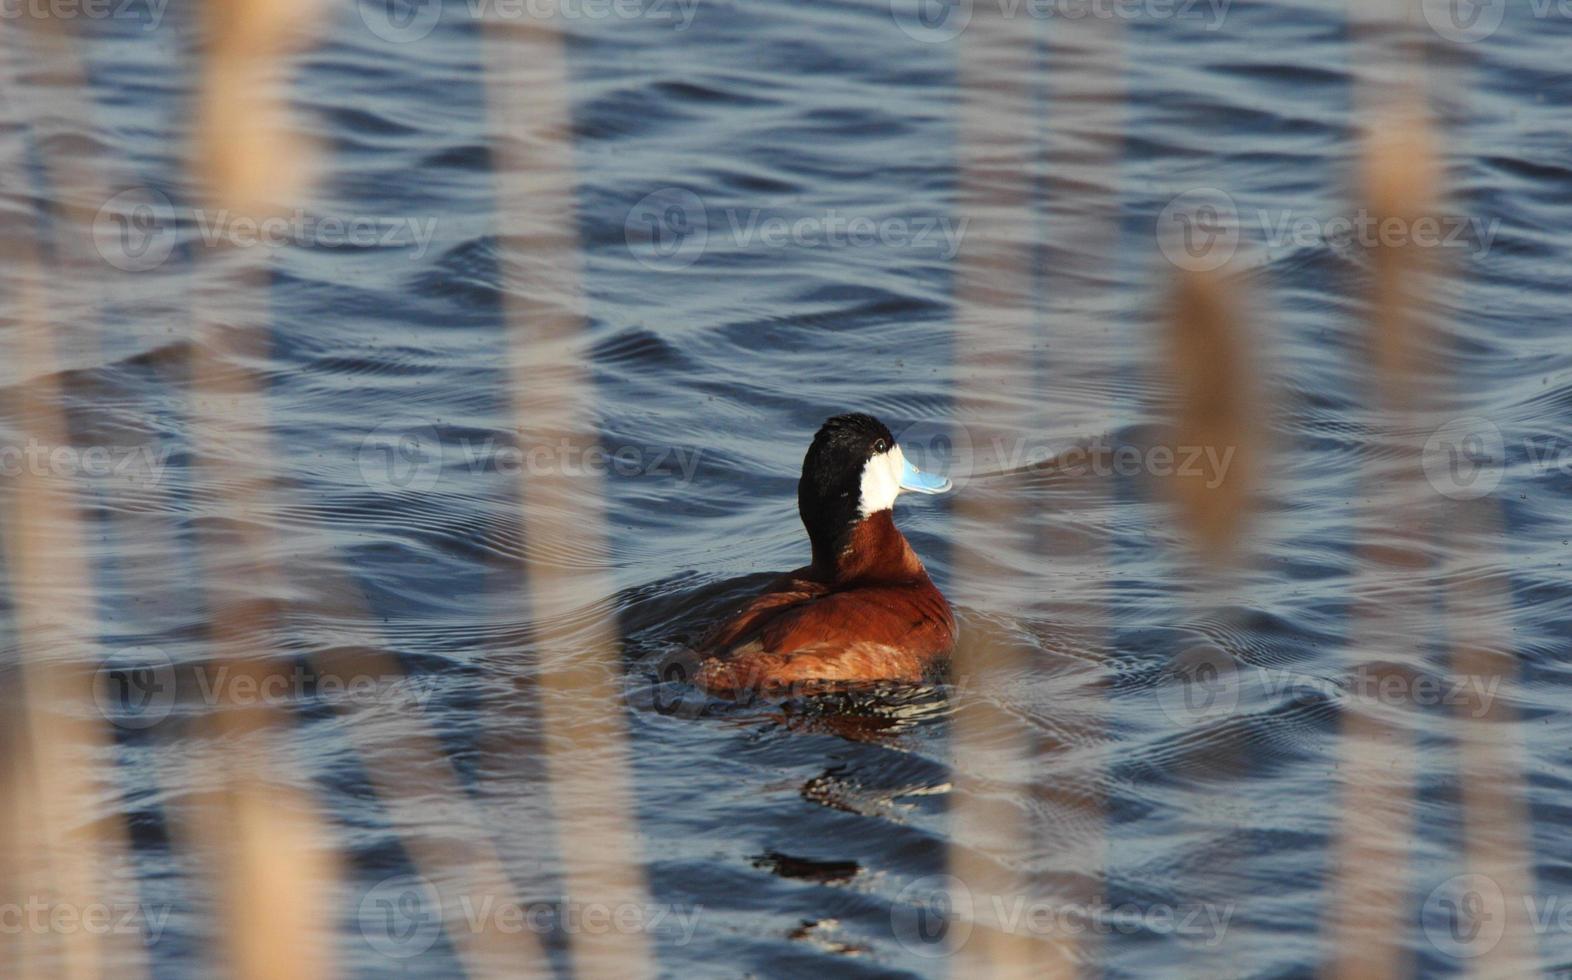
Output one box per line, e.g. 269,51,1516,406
873,439,887,453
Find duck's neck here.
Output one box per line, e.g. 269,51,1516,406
810,510,926,585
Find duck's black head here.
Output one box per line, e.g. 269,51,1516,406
797,413,950,568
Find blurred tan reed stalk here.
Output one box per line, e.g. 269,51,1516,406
0,12,160,975
1443,499,1538,975
1317,8,1439,974
0,7,350,979
1156,267,1263,980
1325,91,1536,977
190,6,553,973
1022,7,1125,974
480,11,652,979
0,250,146,980
944,7,1124,976
947,10,1059,974
191,778,339,980
1416,15,1537,973
1362,118,1441,415
1162,271,1259,565
180,2,339,977
195,0,319,218
1322,98,1439,980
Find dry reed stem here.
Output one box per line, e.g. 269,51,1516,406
0,252,147,980
948,32,1060,979
180,2,340,977
945,6,1125,976
0,8,338,978
481,13,653,979
1405,17,1534,969
1019,9,1126,976
195,0,320,217
1445,501,1539,975
1163,271,1259,566
189,3,553,976
1159,272,1263,980
0,17,154,968
1362,114,1442,412
1324,93,1447,979
191,777,339,980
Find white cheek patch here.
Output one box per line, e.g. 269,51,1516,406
858,445,906,518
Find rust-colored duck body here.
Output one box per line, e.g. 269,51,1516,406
695,413,955,694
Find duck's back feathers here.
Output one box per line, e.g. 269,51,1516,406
694,572,955,693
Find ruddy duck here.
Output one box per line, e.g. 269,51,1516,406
694,413,956,694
